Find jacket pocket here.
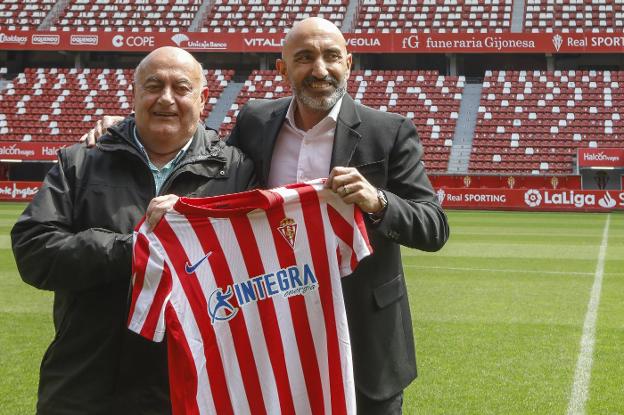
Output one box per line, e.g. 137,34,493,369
352,159,386,187
353,159,384,173
373,274,406,309
41,295,77,365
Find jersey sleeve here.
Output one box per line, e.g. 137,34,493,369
127,224,173,342
326,201,373,276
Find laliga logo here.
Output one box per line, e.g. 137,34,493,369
598,192,617,208
552,34,563,52
208,287,238,323
401,35,420,49
436,188,446,205
524,189,542,207
171,34,189,47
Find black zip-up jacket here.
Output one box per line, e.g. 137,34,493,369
11,117,256,415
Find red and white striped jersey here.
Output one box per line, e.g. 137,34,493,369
128,180,372,415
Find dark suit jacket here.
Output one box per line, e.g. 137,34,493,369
228,94,449,400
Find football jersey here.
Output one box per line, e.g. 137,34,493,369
128,180,372,415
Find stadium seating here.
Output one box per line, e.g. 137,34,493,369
0,68,232,142
350,70,463,172
4,0,624,34
50,0,202,32
471,70,624,174
353,0,513,33
525,0,624,32
219,70,292,136
220,69,463,172
0,0,55,30
3,65,623,175
200,0,348,33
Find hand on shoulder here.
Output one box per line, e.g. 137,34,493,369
79,115,125,147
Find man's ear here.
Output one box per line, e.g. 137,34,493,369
345,53,353,78
131,82,136,111
200,86,209,105
276,58,287,77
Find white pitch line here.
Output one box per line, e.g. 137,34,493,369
403,264,594,277
566,214,611,415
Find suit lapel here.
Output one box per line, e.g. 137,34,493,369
330,94,362,169
261,98,290,186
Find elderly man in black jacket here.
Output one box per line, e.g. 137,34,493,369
11,47,255,415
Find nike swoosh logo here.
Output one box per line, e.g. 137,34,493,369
185,251,212,274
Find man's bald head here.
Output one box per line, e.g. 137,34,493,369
282,17,348,59
134,46,204,86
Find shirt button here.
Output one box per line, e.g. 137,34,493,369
219,170,225,176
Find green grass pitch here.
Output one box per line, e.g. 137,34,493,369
0,203,622,414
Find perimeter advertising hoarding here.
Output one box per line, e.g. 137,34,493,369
430,175,582,190
3,31,624,53
436,188,624,212
577,148,624,168
0,143,69,161
5,182,623,209
0,181,40,201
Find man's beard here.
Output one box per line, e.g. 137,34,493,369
293,74,347,112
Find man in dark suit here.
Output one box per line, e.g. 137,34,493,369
228,17,449,414
83,17,449,413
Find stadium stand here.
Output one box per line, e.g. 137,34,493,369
50,0,202,32
219,70,292,136
352,0,513,33
3,64,622,175
0,0,55,31
200,0,348,33
525,0,624,33
471,70,624,174
219,69,463,173
0,68,231,142
3,0,624,35
2,2,624,176
350,70,463,172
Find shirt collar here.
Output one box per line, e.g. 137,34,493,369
285,94,344,133
133,126,193,170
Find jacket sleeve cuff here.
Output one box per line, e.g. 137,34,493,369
112,232,133,282
368,191,401,242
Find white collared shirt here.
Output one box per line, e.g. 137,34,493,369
267,96,344,188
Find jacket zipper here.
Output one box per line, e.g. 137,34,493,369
158,154,226,195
